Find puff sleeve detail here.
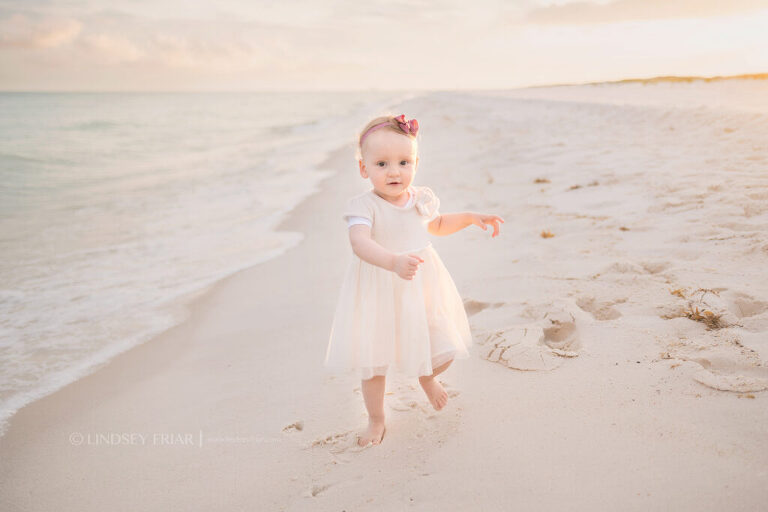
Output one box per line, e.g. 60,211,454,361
342,194,374,225
414,186,441,221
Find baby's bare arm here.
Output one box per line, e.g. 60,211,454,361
428,212,505,237
349,225,424,280
428,213,473,236
349,225,395,271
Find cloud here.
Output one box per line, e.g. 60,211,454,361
526,0,768,25
0,13,82,48
144,33,264,70
81,33,144,63
2,1,767,90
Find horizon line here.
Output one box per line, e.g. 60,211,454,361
528,71,768,89
1,71,765,94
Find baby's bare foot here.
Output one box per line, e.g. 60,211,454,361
419,377,448,410
357,418,386,447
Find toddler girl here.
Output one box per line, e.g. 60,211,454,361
324,114,504,447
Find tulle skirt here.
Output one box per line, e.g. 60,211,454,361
324,243,473,381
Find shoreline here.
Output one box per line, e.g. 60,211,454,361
0,136,349,440
0,140,363,504
1,138,355,430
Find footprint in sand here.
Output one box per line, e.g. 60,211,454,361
305,428,381,455
477,299,591,371
306,483,333,498
730,292,768,331
463,298,505,317
639,260,673,275
389,398,420,412
282,421,304,433
731,292,768,317
661,338,768,393
479,323,563,371
305,430,352,452
388,381,461,417
574,295,625,321
692,366,768,393
658,288,768,392
590,259,673,280
388,383,423,412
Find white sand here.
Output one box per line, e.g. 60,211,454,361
1,87,767,511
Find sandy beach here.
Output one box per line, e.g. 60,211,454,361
2,86,767,511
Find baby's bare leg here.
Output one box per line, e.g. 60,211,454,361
418,359,453,411
432,359,453,378
358,375,386,446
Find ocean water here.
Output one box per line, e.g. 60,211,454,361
0,90,417,437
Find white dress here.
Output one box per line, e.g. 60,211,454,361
324,185,473,380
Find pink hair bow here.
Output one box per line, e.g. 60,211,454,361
394,114,419,136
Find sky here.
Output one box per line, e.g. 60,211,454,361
1,0,767,91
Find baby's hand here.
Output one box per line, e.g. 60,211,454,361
470,213,505,238
392,253,424,280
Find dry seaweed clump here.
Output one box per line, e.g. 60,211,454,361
684,305,724,329
540,230,555,238
668,287,740,330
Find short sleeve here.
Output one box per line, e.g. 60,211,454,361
342,195,374,226
414,186,441,221
347,216,372,228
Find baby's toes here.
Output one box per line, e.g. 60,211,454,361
432,392,444,410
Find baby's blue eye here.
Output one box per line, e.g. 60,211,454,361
377,162,385,167
400,160,408,165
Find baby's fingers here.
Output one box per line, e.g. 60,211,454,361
491,220,501,238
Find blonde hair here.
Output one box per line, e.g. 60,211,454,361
356,114,419,160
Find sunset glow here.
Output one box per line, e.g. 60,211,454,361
1,0,767,91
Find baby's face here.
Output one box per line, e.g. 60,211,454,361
359,129,419,200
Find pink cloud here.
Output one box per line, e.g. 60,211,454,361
0,14,82,49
